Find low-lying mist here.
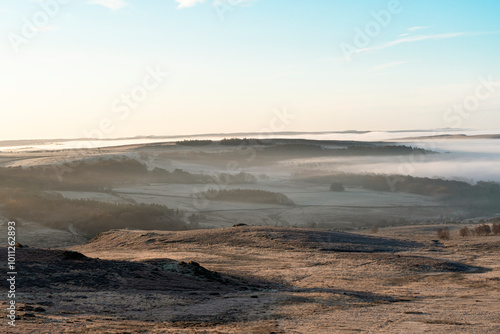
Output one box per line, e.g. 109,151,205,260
285,139,500,183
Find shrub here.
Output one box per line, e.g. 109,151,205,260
459,227,471,237
474,224,491,236
492,223,500,236
437,227,450,240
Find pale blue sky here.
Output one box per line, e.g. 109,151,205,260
1,0,499,140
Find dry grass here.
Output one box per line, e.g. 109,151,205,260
1,225,499,333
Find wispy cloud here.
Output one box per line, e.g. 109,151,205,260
174,0,254,9
408,26,431,32
372,60,407,72
88,0,129,10
332,30,498,63
175,0,205,8
364,32,464,52
355,32,500,57
399,26,430,37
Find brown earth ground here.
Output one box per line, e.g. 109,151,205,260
1,224,500,333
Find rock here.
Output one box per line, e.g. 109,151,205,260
62,251,88,261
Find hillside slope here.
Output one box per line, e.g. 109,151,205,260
2,225,499,333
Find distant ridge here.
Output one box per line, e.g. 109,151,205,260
398,134,500,140
2,129,500,150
